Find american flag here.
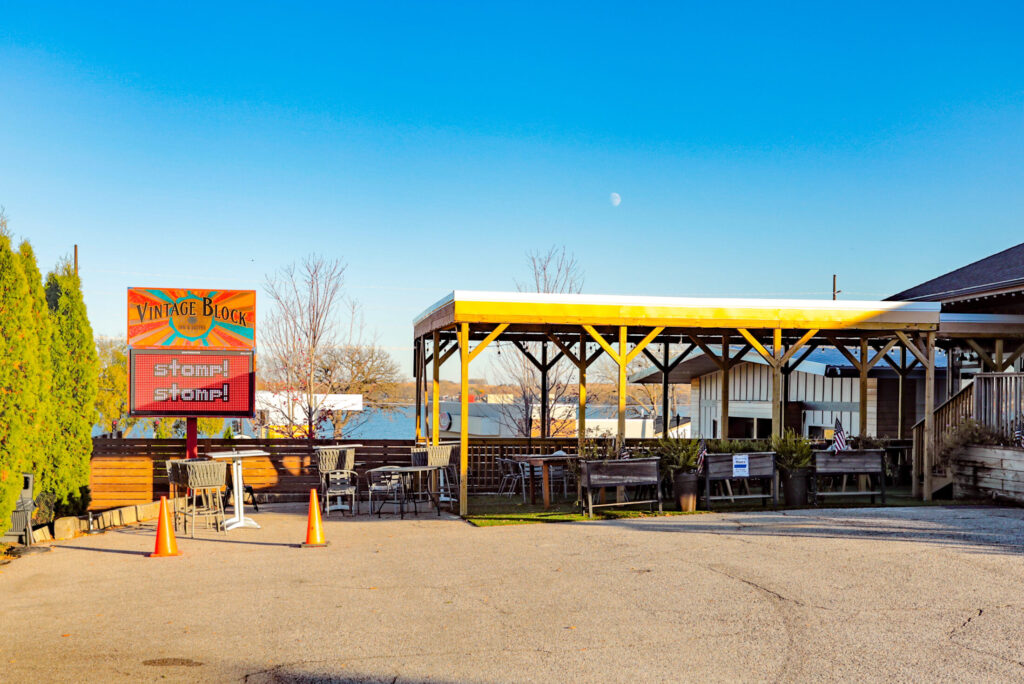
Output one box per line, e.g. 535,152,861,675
696,439,707,473
1015,419,1024,448
833,418,848,451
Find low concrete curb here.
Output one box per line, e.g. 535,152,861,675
45,497,186,542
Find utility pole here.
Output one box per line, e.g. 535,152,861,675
832,274,841,300
74,244,79,277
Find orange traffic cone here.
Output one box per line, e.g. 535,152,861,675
301,488,329,548
150,496,180,557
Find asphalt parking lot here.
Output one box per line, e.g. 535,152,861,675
2,504,1023,682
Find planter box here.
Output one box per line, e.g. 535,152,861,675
580,458,661,517
954,445,1024,504
702,452,777,510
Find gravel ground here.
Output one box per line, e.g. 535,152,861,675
1,504,1023,683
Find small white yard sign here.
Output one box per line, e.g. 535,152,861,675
732,454,749,478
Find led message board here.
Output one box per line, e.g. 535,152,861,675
129,349,255,417
127,288,255,349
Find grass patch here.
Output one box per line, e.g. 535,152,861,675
463,487,980,526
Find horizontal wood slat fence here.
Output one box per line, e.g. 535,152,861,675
90,437,661,510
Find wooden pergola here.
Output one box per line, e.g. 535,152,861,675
412,291,1024,514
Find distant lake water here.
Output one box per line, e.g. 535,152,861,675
94,405,418,440
96,404,641,440
345,405,416,440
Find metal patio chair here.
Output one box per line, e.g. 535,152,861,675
496,458,523,498
317,447,357,516
367,467,412,517
181,459,228,537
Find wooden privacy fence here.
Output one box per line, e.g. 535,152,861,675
90,438,417,510
974,372,1024,436
89,437,665,510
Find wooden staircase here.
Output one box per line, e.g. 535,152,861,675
911,382,974,498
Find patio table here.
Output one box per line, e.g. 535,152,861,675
511,454,579,510
366,465,442,518
208,450,269,530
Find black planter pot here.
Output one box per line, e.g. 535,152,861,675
780,468,811,506
673,471,699,512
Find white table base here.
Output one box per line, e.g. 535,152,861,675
224,457,259,530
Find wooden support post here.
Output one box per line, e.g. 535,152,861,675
923,332,936,501
721,335,730,439
578,333,587,448
540,342,549,438
618,326,628,449
414,337,423,443
432,331,441,447
772,329,783,437
549,331,604,452
737,328,817,438
458,324,470,516
859,338,869,439
583,324,660,449
661,342,670,437
995,339,1004,371
897,346,905,440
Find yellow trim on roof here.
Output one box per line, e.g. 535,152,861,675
413,291,940,336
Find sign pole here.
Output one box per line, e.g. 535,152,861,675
186,417,198,459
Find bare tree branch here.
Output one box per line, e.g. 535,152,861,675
493,245,583,436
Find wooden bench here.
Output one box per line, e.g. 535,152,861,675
580,458,662,518
812,450,886,504
702,452,777,510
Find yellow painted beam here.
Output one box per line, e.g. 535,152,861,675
584,324,621,363
624,326,666,364
737,328,775,366
779,329,819,366
467,323,509,363
431,331,440,447
449,299,939,331
458,323,470,516
578,331,587,446
859,339,869,438
617,326,627,448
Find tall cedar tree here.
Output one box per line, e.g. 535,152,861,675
46,261,98,506
18,242,58,497
0,233,36,527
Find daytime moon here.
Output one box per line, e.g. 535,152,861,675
610,192,621,207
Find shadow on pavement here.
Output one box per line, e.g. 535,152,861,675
609,506,1024,556
52,544,149,556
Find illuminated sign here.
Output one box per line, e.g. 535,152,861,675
127,288,255,349
129,349,255,417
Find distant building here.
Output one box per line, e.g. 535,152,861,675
632,346,946,439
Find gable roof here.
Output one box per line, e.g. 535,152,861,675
887,241,1024,302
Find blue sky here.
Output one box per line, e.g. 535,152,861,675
2,2,1022,378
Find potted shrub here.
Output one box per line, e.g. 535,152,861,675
654,438,700,512
771,429,812,506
